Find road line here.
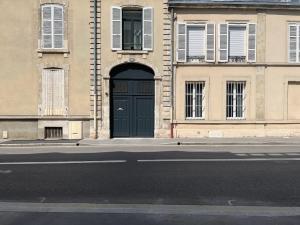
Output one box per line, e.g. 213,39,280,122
138,158,300,163
0,202,300,216
0,160,127,165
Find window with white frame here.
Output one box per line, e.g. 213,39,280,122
111,7,153,51
187,25,206,62
219,23,256,63
288,24,300,63
42,68,65,116
226,81,246,119
185,82,205,119
41,4,64,49
177,23,215,63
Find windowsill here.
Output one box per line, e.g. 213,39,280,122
116,50,149,55
37,49,70,54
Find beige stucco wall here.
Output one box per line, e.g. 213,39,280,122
0,0,90,117
173,8,300,138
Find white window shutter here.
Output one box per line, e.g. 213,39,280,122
289,24,297,63
177,23,187,62
206,23,215,62
143,7,153,51
111,7,122,50
219,23,228,62
42,5,52,48
248,23,256,63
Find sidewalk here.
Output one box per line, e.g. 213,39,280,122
79,137,300,146
1,137,300,147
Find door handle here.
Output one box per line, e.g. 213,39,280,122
117,107,124,111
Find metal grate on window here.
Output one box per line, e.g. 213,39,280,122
185,81,205,119
226,81,246,120
45,127,63,139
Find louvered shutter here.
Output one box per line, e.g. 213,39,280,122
143,7,153,51
247,23,256,62
206,23,215,62
219,23,228,62
177,23,187,62
187,26,205,59
111,7,122,50
42,6,52,48
53,6,64,49
289,24,297,63
52,69,65,115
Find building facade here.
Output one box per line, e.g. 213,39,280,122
170,0,300,138
1,0,300,139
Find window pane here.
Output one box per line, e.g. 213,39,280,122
122,10,142,50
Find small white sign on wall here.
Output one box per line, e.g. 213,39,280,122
69,122,82,140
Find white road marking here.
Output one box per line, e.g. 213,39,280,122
138,158,300,163
236,153,248,157
268,153,283,156
249,153,265,157
0,170,12,174
0,160,126,165
0,202,300,216
286,153,300,156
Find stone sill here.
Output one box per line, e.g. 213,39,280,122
116,50,149,55
37,49,70,54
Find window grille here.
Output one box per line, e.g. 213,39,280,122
185,82,205,119
226,81,246,119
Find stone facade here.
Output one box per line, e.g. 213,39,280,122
1,0,300,140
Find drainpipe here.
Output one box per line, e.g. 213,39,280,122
170,8,175,138
93,0,98,139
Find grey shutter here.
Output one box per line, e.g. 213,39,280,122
42,6,52,48
248,23,256,62
206,23,215,62
229,26,246,57
187,26,205,60
219,23,228,62
177,23,187,62
111,7,122,50
143,7,153,51
53,6,64,48
289,24,297,63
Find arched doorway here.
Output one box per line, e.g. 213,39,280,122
110,63,155,138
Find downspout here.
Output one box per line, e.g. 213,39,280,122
93,0,98,139
170,8,175,138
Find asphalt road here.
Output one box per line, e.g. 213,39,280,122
0,145,300,224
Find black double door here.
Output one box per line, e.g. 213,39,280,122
111,79,154,138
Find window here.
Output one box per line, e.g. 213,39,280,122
228,25,246,63
187,25,206,62
288,24,300,63
185,82,205,119
41,4,64,49
177,23,215,63
226,81,246,119
42,69,65,116
123,10,143,50
219,23,256,63
111,7,153,51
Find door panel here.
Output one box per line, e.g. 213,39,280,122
134,96,154,137
111,79,154,138
112,97,130,137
